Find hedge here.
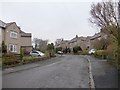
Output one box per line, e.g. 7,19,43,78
94,50,107,59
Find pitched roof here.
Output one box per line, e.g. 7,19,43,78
0,20,32,37
69,36,87,43
6,22,15,27
0,20,16,28
20,30,32,37
0,20,6,28
90,33,101,40
69,37,79,43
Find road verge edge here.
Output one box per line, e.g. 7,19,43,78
82,55,95,89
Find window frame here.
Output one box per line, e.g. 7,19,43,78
10,31,17,39
9,44,17,52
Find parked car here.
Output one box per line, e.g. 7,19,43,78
57,51,63,55
88,49,96,54
30,50,45,57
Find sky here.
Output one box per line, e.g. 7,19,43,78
0,0,103,43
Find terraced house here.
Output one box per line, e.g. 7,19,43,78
55,33,107,51
0,20,32,54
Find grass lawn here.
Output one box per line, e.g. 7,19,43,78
23,56,42,60
22,55,48,64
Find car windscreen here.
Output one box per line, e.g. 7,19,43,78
32,51,38,54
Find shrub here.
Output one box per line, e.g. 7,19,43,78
94,50,107,59
47,43,55,57
3,53,15,58
20,48,24,60
106,44,115,60
80,50,88,55
73,46,82,54
2,41,7,54
3,59,19,65
55,47,62,53
62,47,71,54
2,53,19,65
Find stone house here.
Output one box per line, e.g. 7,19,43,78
55,33,107,51
89,32,107,49
55,35,88,51
0,20,32,54
55,39,70,50
33,38,48,52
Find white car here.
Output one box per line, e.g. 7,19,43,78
57,51,63,54
89,49,96,54
30,50,45,57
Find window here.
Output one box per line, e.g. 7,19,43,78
10,31,17,38
9,44,17,52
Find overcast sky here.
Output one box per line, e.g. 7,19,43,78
1,0,102,43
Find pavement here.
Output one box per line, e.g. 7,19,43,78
85,55,118,88
2,55,118,88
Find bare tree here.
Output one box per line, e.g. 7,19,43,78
89,0,119,44
89,0,120,41
89,1,118,28
89,0,120,69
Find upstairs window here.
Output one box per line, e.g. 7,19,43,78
10,31,17,38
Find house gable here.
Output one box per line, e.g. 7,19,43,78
6,22,21,33
0,20,32,54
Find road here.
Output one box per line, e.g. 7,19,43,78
3,55,89,88
2,55,118,88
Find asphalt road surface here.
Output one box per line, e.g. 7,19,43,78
2,55,118,88
3,55,89,88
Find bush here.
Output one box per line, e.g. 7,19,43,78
22,55,50,64
20,48,24,60
55,47,62,53
3,59,19,65
73,46,82,54
63,47,71,54
3,53,16,58
3,53,19,65
106,44,115,60
2,41,7,54
80,50,88,55
94,50,107,59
